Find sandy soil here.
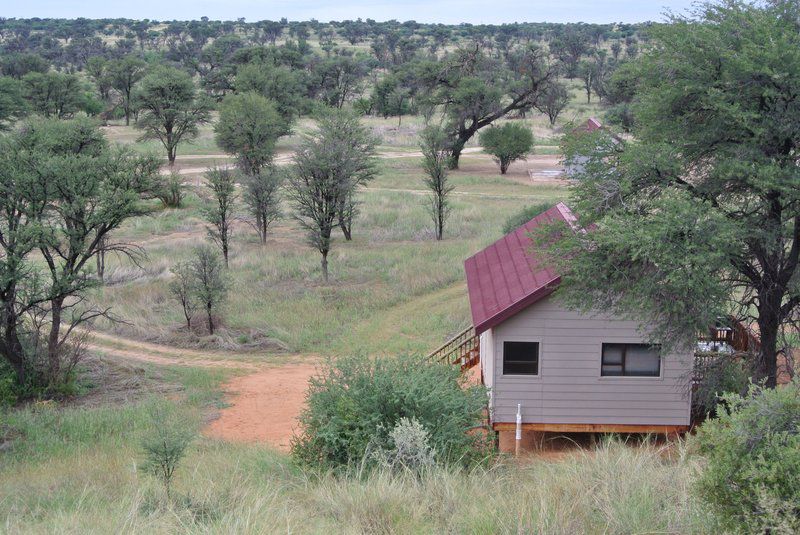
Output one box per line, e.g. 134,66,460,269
205,363,318,451
87,330,316,450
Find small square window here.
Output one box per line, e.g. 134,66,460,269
503,341,539,375
601,343,660,377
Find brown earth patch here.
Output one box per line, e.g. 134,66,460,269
204,363,318,451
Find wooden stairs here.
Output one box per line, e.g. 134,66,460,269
427,325,480,370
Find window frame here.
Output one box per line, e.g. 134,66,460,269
600,342,662,378
501,340,541,377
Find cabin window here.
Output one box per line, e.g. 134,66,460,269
503,341,539,375
601,343,661,377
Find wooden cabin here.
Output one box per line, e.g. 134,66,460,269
443,203,695,451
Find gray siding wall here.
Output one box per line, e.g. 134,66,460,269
488,295,692,426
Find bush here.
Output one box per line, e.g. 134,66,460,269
501,202,554,234
479,122,534,174
369,417,436,474
139,405,195,503
291,355,490,471
156,172,185,208
695,381,800,533
691,354,749,419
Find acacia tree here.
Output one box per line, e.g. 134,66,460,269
534,82,569,127
135,66,211,165
169,261,196,330
108,55,147,126
0,118,158,387
188,245,228,335
420,126,454,241
479,122,534,174
203,167,237,267
549,1,800,389
287,112,376,281
214,91,288,175
420,44,556,169
243,168,282,244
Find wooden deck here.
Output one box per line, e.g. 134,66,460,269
426,325,480,370
493,422,689,434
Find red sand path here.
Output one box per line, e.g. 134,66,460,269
205,364,317,451
87,331,317,451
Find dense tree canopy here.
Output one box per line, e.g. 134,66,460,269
552,0,800,388
0,118,158,389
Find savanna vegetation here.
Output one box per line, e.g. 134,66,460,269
1,2,798,533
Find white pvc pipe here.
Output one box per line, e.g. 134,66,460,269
515,403,522,456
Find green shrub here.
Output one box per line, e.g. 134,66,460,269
479,122,534,174
291,355,490,470
502,202,554,234
691,354,749,419
156,172,185,208
695,381,800,532
0,362,16,407
139,405,195,503
370,417,436,474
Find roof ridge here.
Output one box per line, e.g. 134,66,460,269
464,202,571,334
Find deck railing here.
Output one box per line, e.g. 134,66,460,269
697,316,761,353
427,325,480,369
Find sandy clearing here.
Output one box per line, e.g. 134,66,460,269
205,363,317,451
87,330,316,450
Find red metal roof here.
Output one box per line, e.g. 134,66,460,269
586,117,603,132
465,202,576,335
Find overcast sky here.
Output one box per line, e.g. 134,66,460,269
3,1,697,24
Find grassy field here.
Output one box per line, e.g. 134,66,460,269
92,116,569,356
0,371,716,534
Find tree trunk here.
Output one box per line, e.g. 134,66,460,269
448,138,466,170
756,296,781,388
47,296,65,385
436,199,444,241
321,251,329,282
500,160,508,174
96,244,106,284
207,304,214,335
339,216,352,241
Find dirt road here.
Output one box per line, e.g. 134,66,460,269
88,330,316,451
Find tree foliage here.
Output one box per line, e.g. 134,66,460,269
0,118,158,390
418,44,556,168
286,111,376,281
479,122,534,174
549,1,800,387
135,66,211,165
696,381,800,532
243,168,283,244
202,167,238,267
419,126,453,241
214,91,288,175
187,245,228,335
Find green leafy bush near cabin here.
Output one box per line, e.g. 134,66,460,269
691,355,750,419
695,381,800,533
291,355,490,470
501,202,554,234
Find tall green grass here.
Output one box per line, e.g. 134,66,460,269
0,436,716,534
